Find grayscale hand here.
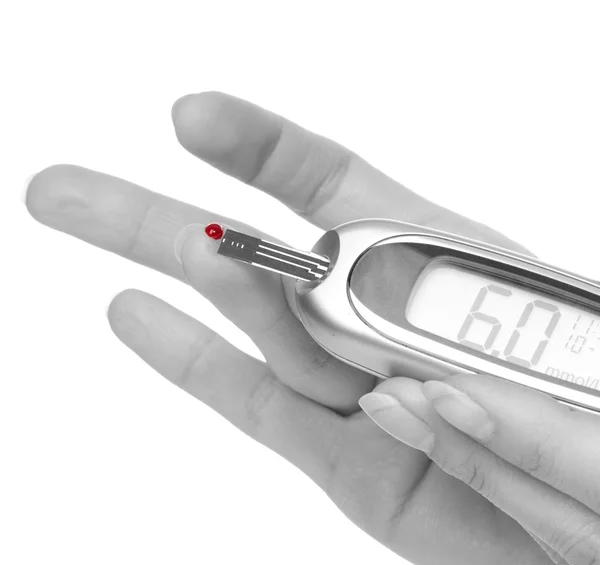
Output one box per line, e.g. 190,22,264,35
26,92,556,565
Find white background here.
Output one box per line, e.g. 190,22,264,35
3,2,600,564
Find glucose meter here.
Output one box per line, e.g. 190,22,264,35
210,219,600,414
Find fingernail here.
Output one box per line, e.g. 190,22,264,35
21,172,37,205
423,381,495,442
359,392,435,454
173,224,204,264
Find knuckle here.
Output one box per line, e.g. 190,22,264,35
562,537,600,565
435,447,496,500
122,198,154,257
295,345,334,381
293,147,353,219
242,369,279,439
253,306,288,342
324,420,429,543
175,332,223,388
322,430,347,504
175,334,279,441
265,314,334,382
584,486,600,516
244,116,354,221
550,516,600,565
517,433,560,479
244,115,284,186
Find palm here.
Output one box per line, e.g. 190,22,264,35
26,92,550,565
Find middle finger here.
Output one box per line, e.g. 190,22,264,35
172,91,529,254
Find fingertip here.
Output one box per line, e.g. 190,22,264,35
106,287,137,314
358,390,435,454
106,288,145,330
170,91,281,182
21,172,37,206
171,91,237,158
25,164,88,224
374,376,425,397
173,223,207,264
24,169,45,217
177,224,221,270
106,288,166,345
171,90,224,123
177,225,233,294
373,377,431,420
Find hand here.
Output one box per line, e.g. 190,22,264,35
360,373,600,565
26,92,550,565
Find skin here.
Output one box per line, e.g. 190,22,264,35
26,91,567,564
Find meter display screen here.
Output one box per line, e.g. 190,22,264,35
406,264,600,391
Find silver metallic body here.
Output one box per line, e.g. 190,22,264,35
295,219,600,414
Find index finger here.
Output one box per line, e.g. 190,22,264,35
172,92,529,254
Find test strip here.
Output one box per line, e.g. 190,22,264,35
216,228,330,282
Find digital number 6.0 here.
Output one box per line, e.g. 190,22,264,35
457,284,561,367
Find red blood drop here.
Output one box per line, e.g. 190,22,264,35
205,223,224,240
